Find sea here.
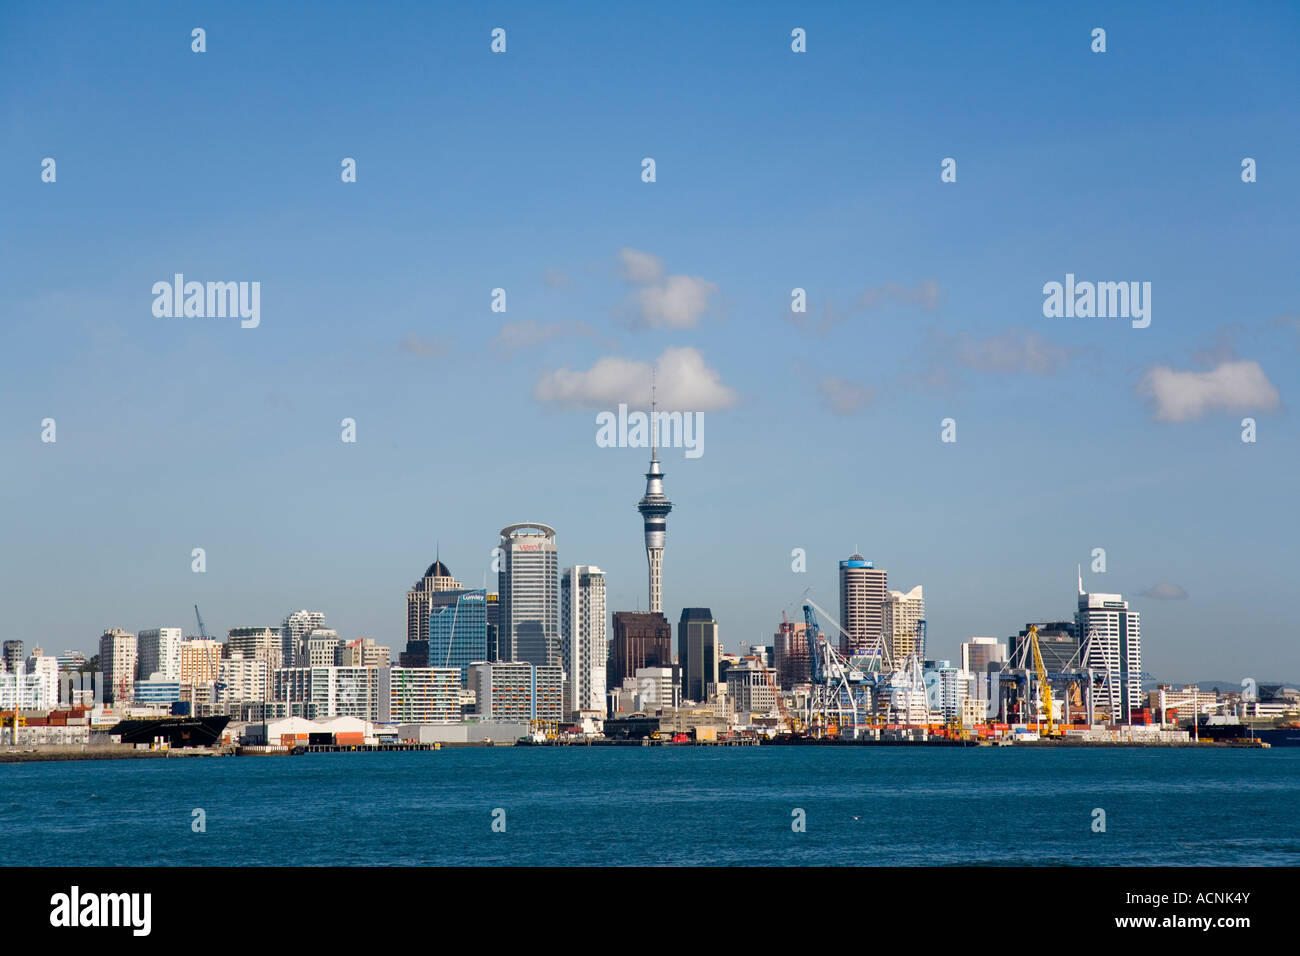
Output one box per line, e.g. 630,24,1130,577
2,747,1298,866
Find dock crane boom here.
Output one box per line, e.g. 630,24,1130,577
1027,625,1056,737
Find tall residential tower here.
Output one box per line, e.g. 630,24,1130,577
561,565,608,718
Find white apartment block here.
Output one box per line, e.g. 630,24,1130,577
725,657,776,719
227,627,283,674
306,630,344,667
561,565,607,718
99,629,137,704
218,656,270,705
25,653,61,709
282,610,326,667
0,667,57,710
273,666,382,720
882,585,925,662
379,667,461,723
469,662,563,723
137,627,184,682
634,666,680,712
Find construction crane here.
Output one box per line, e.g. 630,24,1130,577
194,604,211,641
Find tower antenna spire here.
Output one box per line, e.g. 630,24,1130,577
650,366,658,460
1077,564,1084,596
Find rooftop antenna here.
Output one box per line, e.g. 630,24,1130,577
1077,564,1084,596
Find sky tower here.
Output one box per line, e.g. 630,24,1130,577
637,384,673,614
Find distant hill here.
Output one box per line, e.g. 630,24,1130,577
1185,680,1299,694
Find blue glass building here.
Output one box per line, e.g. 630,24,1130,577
429,588,488,686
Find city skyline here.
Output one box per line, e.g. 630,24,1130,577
2,3,1297,682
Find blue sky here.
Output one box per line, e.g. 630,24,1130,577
2,1,1297,681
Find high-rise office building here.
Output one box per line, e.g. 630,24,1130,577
99,629,137,704
882,585,925,662
137,627,183,681
960,637,1006,720
304,630,343,667
678,608,719,703
561,565,607,718
961,637,1007,674
637,435,673,614
406,559,461,648
498,523,559,666
773,619,810,690
1077,572,1142,723
227,627,282,702
2,640,24,673
428,588,488,685
608,612,673,691
282,610,326,668
839,553,887,656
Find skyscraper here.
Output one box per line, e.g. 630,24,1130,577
561,565,607,718
773,619,810,690
99,629,137,704
406,559,461,647
2,640,24,674
882,585,925,662
428,588,487,685
1011,621,1080,672
637,419,673,614
1077,571,1142,723
498,523,559,666
608,612,673,692
678,607,719,703
281,610,326,668
136,627,183,682
840,553,887,656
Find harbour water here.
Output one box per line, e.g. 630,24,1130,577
2,747,1297,866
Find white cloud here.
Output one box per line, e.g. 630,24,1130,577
492,319,594,351
617,248,718,329
399,335,446,357
1138,359,1280,422
633,274,718,330
617,248,664,283
819,378,874,415
855,279,942,313
956,329,1074,375
534,346,737,412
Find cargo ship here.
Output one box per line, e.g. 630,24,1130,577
1187,718,1300,747
107,715,230,747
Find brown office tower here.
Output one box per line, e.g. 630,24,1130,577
773,619,810,690
608,612,672,689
